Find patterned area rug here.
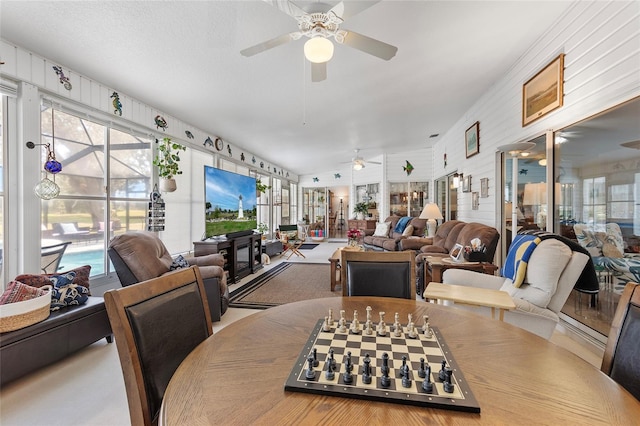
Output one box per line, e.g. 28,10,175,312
229,262,338,309
298,243,319,250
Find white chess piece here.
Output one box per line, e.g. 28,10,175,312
350,310,360,334
377,311,387,336
328,309,334,326
322,316,330,332
338,310,347,333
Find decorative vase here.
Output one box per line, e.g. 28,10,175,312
160,178,177,192
349,238,358,247
356,212,365,220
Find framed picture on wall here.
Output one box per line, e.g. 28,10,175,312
522,53,565,126
463,175,471,193
465,121,480,158
480,178,489,198
472,192,479,210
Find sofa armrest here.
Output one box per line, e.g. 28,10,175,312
442,269,506,290
399,237,432,251
363,229,375,236
187,253,225,268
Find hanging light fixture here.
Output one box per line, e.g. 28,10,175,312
28,108,62,200
304,36,334,63
353,159,365,171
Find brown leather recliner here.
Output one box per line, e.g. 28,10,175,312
108,231,229,321
399,221,500,294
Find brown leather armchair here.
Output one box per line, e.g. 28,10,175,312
108,231,229,321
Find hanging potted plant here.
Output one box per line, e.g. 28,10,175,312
256,179,271,197
153,137,186,192
353,202,369,220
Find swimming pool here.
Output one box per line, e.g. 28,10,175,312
61,249,107,276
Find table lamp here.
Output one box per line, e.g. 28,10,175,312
419,203,443,237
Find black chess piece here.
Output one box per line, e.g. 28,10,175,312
380,353,391,388
325,359,335,380
305,356,315,380
443,368,454,393
402,365,412,388
312,348,319,367
418,357,426,378
343,357,353,384
438,360,447,382
362,354,372,384
328,349,336,371
422,365,434,393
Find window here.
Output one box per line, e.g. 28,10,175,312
389,182,428,217
40,106,151,276
582,177,606,226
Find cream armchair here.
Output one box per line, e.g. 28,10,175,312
442,238,589,339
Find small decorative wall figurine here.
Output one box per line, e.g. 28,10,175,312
313,177,319,182
241,153,245,162
444,152,447,168
273,167,277,174
227,145,232,157
204,136,214,148
52,66,72,90
252,156,256,164
260,161,264,168
519,169,528,175
286,172,289,177
403,160,414,176
155,115,168,131
110,92,122,116
334,173,341,179
185,130,194,139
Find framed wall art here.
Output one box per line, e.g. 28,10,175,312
480,178,489,198
465,121,480,158
462,175,471,193
522,53,564,126
472,192,479,210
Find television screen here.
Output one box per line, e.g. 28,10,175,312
204,166,257,238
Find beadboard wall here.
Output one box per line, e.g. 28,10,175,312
432,0,640,226
0,39,296,183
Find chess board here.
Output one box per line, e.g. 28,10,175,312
284,318,480,413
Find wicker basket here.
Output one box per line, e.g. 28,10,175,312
0,285,52,333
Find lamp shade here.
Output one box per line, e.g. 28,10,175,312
419,203,443,220
304,37,334,63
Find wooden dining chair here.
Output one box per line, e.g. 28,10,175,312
104,266,213,426
341,250,416,299
601,281,640,401
40,241,72,273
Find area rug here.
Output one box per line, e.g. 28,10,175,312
229,262,338,309
298,243,319,250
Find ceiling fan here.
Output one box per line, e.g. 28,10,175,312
240,0,398,82
345,148,381,170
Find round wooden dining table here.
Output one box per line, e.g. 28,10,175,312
160,296,640,425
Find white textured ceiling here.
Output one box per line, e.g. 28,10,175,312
0,0,575,175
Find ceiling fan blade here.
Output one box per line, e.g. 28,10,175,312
262,0,307,19
311,62,327,82
366,161,382,165
328,0,381,22
240,32,299,57
340,30,397,60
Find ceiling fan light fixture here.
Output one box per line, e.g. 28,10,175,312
353,160,365,171
304,37,334,63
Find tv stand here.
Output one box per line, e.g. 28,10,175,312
194,233,262,283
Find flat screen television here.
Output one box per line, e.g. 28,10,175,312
204,166,257,238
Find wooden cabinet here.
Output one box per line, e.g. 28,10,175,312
347,219,377,232
194,233,262,283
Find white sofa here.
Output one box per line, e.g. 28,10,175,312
442,239,589,339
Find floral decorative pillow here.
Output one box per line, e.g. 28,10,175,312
49,271,89,311
15,265,91,294
373,222,391,237
170,254,190,271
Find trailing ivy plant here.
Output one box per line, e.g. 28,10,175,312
153,137,186,179
256,178,271,194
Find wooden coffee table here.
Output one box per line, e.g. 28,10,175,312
423,282,515,321
328,246,363,291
